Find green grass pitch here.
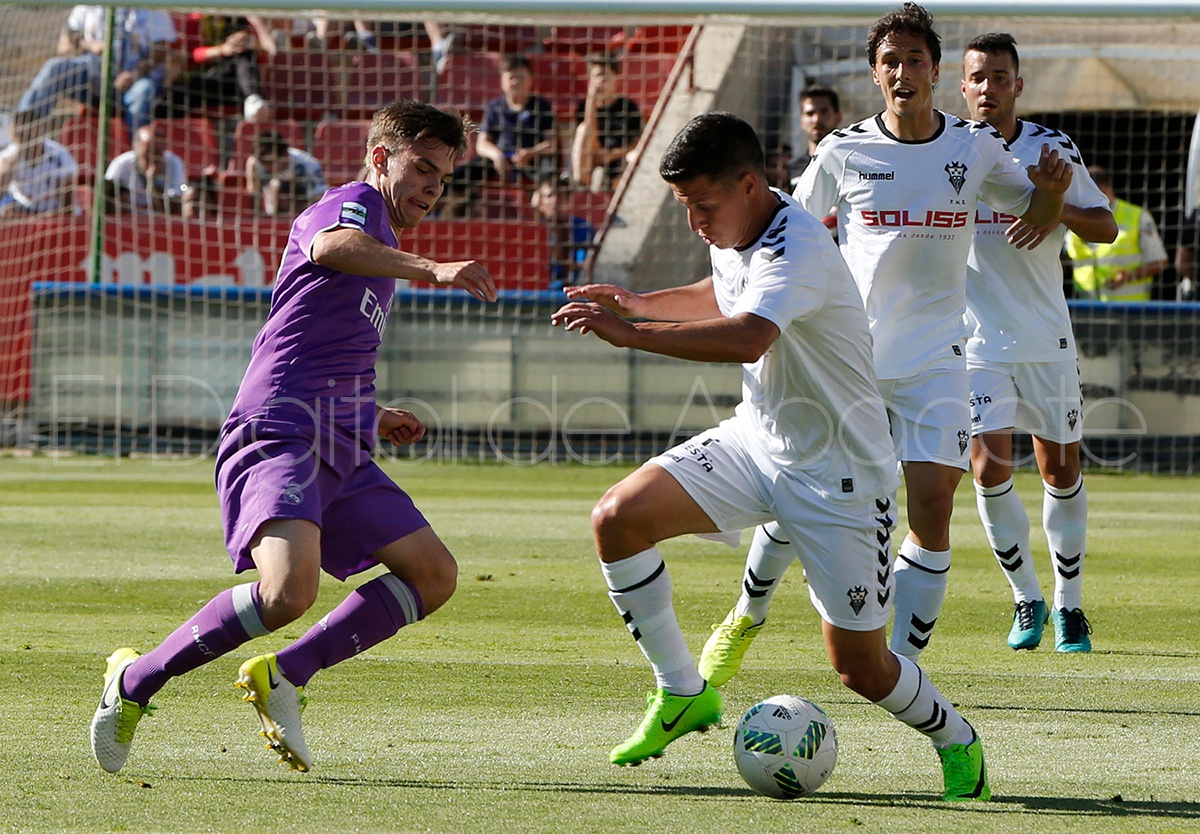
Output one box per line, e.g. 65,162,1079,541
0,456,1197,833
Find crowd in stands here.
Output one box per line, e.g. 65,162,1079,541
1,8,1194,299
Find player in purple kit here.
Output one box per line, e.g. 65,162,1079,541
90,99,497,774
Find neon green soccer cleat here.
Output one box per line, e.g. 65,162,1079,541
236,653,312,772
698,609,764,687
609,684,723,766
90,648,155,773
937,725,992,802
1007,599,1048,650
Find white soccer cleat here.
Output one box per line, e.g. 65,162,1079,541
235,653,312,772
90,647,154,773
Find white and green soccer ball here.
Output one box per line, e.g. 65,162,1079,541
733,694,837,800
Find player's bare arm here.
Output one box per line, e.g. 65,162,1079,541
552,303,778,364
312,227,497,302
1005,204,1116,251
377,406,426,446
1019,143,1071,227
563,277,719,322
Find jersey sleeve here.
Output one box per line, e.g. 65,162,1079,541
729,232,827,331
294,184,391,262
1062,142,1110,212
792,142,841,220
979,134,1033,217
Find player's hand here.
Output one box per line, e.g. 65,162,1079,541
551,300,637,347
562,283,646,318
1026,143,1073,195
378,407,425,446
431,260,498,303
1005,217,1057,250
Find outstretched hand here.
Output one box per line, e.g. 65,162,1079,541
431,260,498,303
1026,143,1073,195
563,283,647,318
1005,217,1057,250
378,407,426,446
551,300,637,347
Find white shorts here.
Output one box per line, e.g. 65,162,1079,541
648,419,897,631
967,357,1084,444
876,366,971,470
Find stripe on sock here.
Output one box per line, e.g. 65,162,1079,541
232,582,270,638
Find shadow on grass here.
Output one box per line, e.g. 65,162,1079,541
161,774,1200,818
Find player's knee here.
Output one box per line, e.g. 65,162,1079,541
257,581,318,631
833,655,890,702
412,548,458,615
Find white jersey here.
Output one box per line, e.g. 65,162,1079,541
710,190,899,501
795,111,1034,379
966,121,1109,363
0,139,77,212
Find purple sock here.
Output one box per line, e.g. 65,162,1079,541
122,583,269,706
275,575,423,687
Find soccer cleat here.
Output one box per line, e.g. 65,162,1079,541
609,684,723,766
235,653,312,772
1052,607,1093,653
1007,599,1049,650
698,609,764,687
90,648,155,773
937,725,992,802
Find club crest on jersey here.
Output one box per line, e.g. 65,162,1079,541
945,161,968,194
958,429,969,455
847,585,868,616
1067,408,1079,430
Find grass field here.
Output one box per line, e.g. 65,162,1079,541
0,455,1197,833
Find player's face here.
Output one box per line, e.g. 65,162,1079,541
872,32,939,120
799,95,841,147
670,172,757,250
961,49,1022,127
371,139,454,231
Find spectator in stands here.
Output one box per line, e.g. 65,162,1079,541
531,173,593,288
764,143,793,190
0,110,78,217
308,17,380,52
1065,166,1168,301
570,55,643,193
790,85,842,183
442,54,556,218
1173,211,1199,301
246,129,328,217
104,123,190,216
17,6,176,134
159,13,275,123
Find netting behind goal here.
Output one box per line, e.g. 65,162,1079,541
1,5,1198,471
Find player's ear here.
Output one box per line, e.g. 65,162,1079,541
1014,75,1024,100
369,144,389,174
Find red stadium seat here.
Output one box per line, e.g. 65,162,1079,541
153,117,219,181
57,115,130,179
541,25,626,56
616,54,679,114
230,119,305,173
262,51,339,121
342,51,422,120
529,54,587,121
313,120,372,186
407,219,549,289
614,25,692,54
434,51,501,123
216,169,255,217
453,24,537,54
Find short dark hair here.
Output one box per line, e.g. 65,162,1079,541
800,85,840,113
500,53,532,74
1088,165,1111,188
586,53,621,74
367,99,471,163
964,32,1019,74
659,112,764,184
867,2,941,67
252,129,290,159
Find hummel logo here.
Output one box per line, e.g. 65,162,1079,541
661,700,695,733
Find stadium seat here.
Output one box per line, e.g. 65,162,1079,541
216,169,255,217
342,51,422,120
613,25,693,53
408,218,549,289
313,120,372,186
153,117,219,181
529,54,587,121
262,51,340,121
540,25,625,56
435,51,502,123
230,119,306,173
568,189,611,229
57,115,130,179
453,24,537,54
616,54,680,114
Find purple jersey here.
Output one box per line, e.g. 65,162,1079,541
227,182,396,449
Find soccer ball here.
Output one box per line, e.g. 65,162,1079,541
733,695,837,799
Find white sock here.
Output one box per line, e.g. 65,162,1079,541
600,548,703,695
734,523,796,624
1043,477,1087,610
889,538,951,660
875,653,972,748
975,478,1041,603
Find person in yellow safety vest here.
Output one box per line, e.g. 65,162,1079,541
1065,166,1167,301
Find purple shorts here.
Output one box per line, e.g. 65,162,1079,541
216,418,429,581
